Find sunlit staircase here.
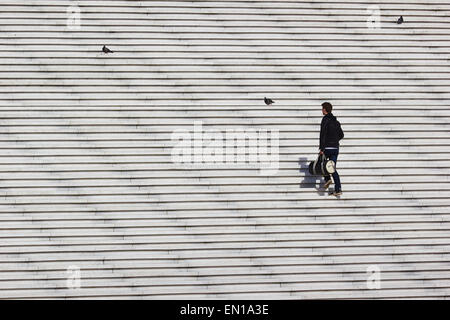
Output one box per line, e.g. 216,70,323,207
0,0,449,299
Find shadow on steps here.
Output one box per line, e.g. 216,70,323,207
298,157,327,196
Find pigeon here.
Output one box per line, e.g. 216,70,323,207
102,45,114,54
397,16,404,24
264,97,274,105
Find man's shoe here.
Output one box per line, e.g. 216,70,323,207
323,180,332,189
330,190,342,196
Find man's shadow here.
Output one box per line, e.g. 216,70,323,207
298,157,327,196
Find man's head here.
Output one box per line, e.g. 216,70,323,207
322,102,333,115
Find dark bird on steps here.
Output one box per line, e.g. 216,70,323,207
397,16,404,24
102,45,114,54
264,97,274,105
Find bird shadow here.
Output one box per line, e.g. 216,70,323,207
298,157,327,196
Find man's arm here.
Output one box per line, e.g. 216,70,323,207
337,121,344,140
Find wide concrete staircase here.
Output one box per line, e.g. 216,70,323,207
0,0,449,299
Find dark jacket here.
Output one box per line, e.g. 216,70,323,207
319,113,344,150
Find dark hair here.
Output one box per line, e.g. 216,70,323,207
322,102,333,113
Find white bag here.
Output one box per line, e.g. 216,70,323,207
308,154,336,176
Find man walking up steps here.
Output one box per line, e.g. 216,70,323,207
319,102,344,196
